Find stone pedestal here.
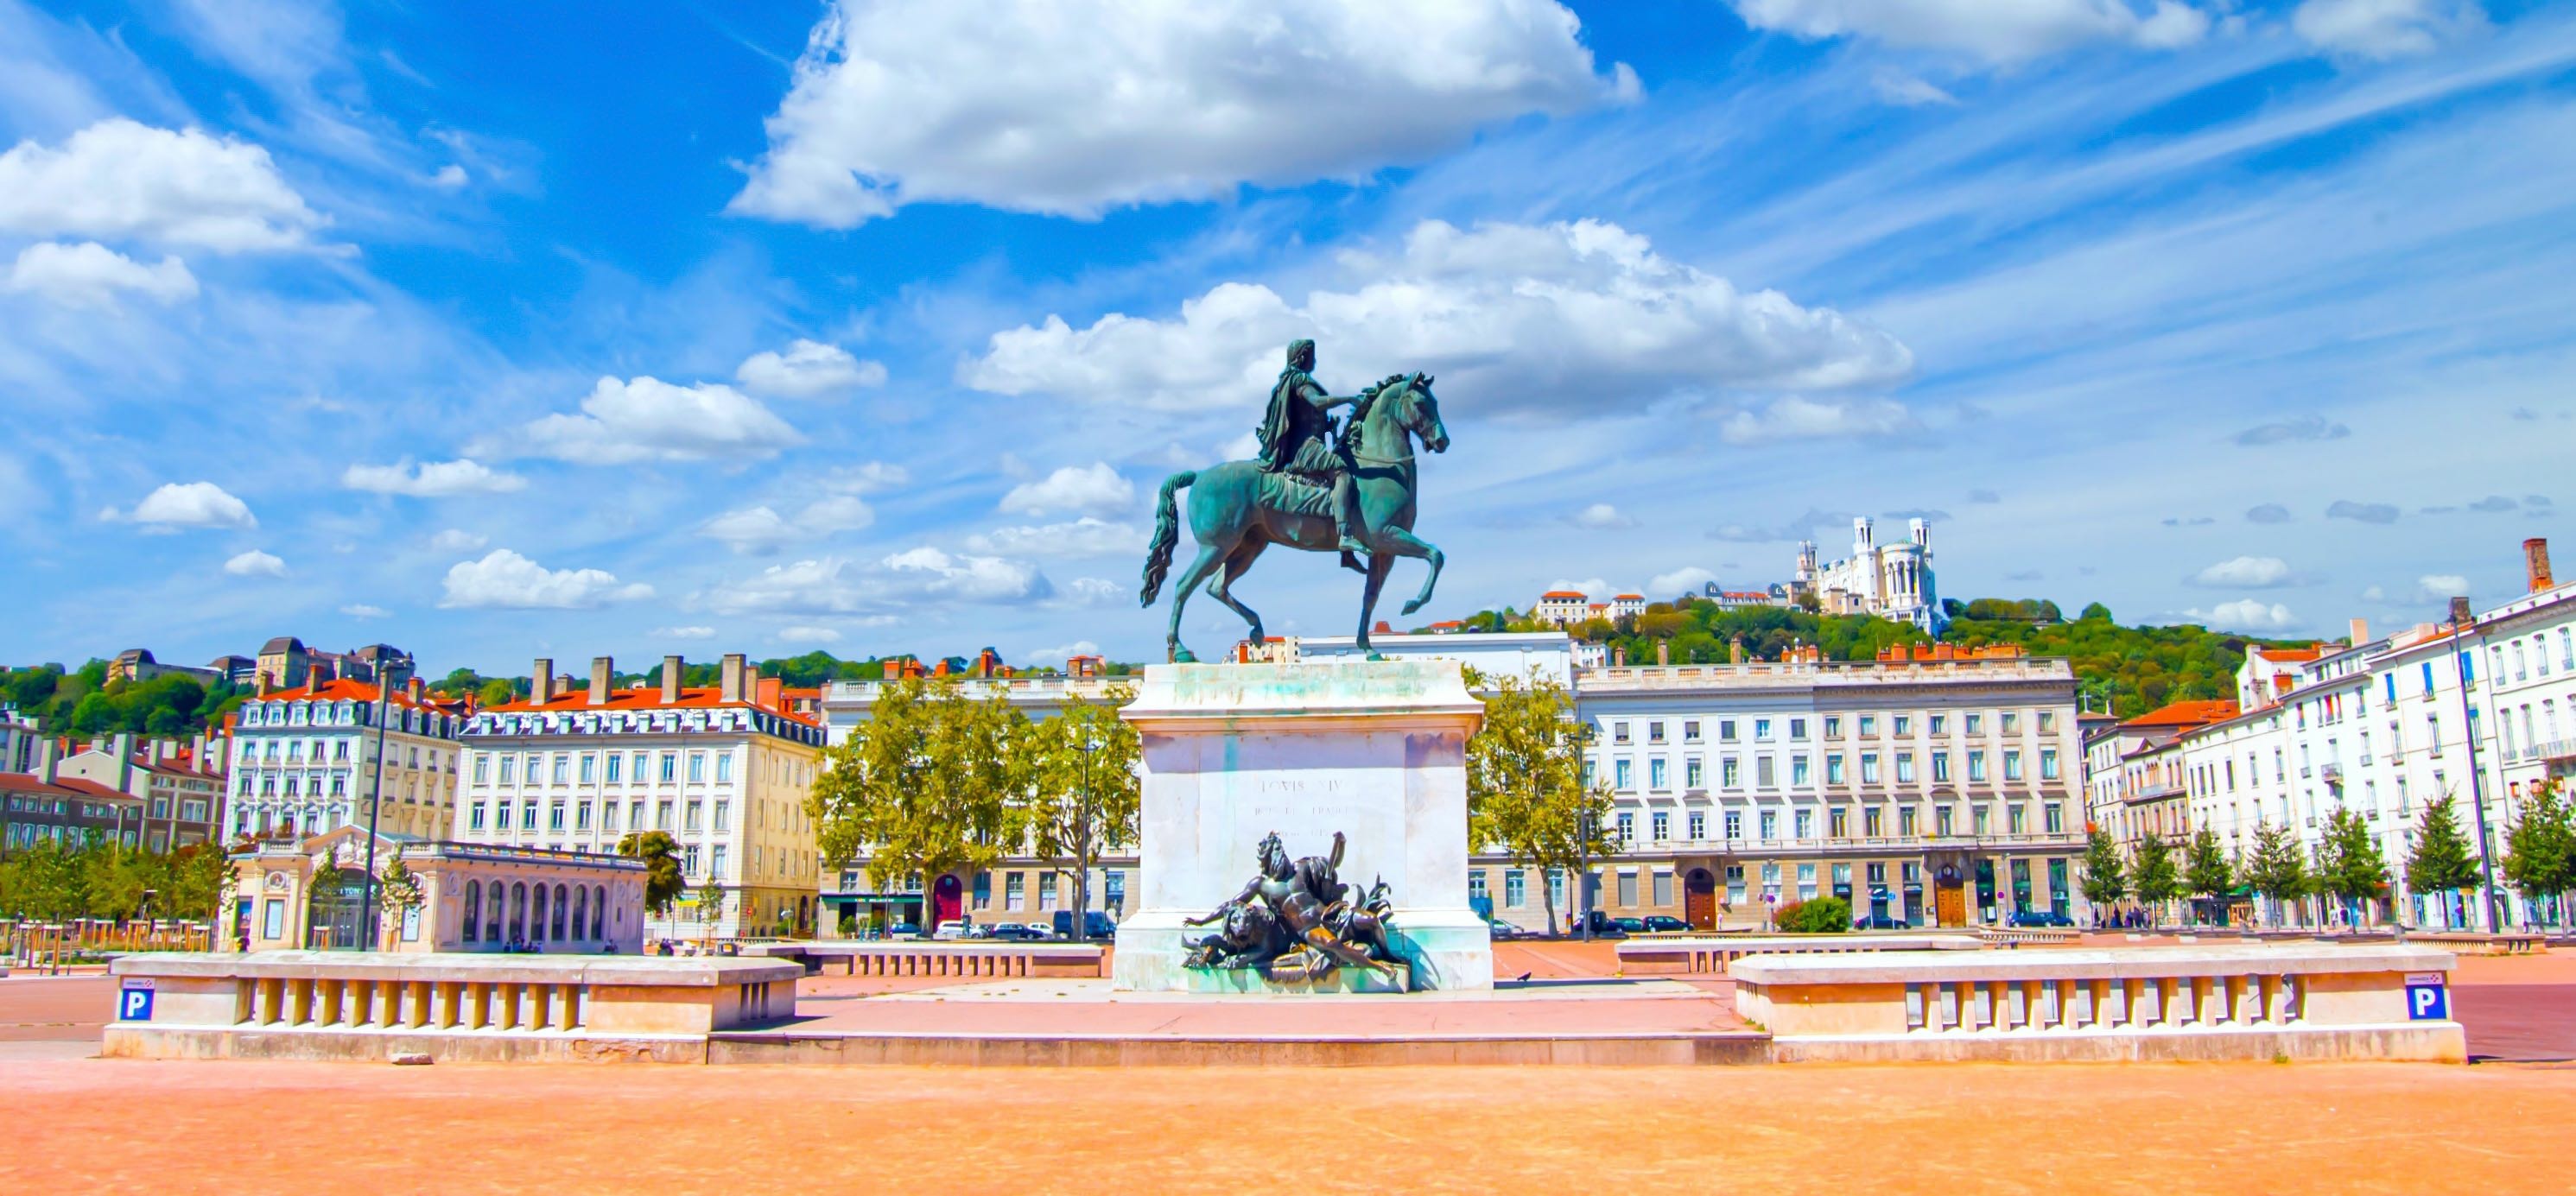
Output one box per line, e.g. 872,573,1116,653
1111,661,1493,992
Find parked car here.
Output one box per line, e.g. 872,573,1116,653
1053,910,1117,940
1574,910,1627,939
931,921,975,940
1640,914,1691,933
987,924,1041,941
2011,909,2077,928
885,922,922,940
1609,916,1647,935
1021,921,1057,940
1852,913,1907,931
1483,917,1527,940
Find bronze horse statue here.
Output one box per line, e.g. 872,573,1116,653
1139,373,1450,662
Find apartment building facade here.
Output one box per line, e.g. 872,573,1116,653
225,678,466,842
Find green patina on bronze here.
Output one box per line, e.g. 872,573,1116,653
1139,339,1451,662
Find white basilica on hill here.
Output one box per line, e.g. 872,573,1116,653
1795,516,1946,635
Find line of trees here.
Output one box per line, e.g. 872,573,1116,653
3,661,247,737
806,677,1141,933
1464,669,1615,938
0,836,232,922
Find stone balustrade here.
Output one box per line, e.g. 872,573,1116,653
746,940,1105,978
103,951,803,1062
1618,933,1982,975
2403,931,2546,955
1972,927,2084,946
1732,944,2464,1062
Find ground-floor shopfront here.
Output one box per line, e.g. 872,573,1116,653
1469,846,2086,932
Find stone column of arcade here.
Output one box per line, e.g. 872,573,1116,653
1110,659,1494,992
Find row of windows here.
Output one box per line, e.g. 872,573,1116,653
1603,710,2061,746
470,749,775,787
1608,800,2068,845
1601,747,2060,791
468,797,733,836
2490,627,2574,687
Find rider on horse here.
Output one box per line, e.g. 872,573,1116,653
1255,339,1370,573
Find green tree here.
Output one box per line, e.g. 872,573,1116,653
2080,828,2127,913
2501,780,2575,930
306,850,343,949
695,875,726,946
1465,670,1615,938
2406,794,2481,929
2315,807,2391,927
809,677,1025,902
616,830,686,919
2185,828,2235,923
477,678,518,707
167,842,232,921
2131,832,2181,924
2245,821,2312,927
377,844,424,950
1022,684,1139,938
0,836,92,921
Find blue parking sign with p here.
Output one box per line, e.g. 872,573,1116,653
2404,972,2447,1022
117,981,155,1022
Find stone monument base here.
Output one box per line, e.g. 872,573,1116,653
1183,962,1412,996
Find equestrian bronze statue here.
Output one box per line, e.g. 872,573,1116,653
1139,339,1450,662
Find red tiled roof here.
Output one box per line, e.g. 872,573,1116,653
2255,646,2327,663
1614,593,1644,600
2121,699,2240,730
486,685,819,728
0,772,136,801
1539,591,1587,600
249,677,447,714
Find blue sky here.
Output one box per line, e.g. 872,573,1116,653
3,0,2571,674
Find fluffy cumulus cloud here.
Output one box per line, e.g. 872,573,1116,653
1648,566,1720,595
1567,503,1636,530
2187,599,2300,633
734,339,887,399
696,496,875,554
2416,573,2470,602
499,377,803,465
439,549,653,610
999,462,1135,517
342,458,527,497
222,548,285,578
0,118,324,251
1724,0,2209,65
2294,0,2485,60
730,0,1634,226
1721,397,1917,445
108,481,257,531
965,219,1910,419
964,517,1142,558
2190,555,2300,588
3,241,197,308
706,549,1051,617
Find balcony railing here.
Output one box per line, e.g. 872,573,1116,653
1624,830,2084,857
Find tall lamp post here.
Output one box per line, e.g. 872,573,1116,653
356,661,410,951
2447,596,2504,932
1075,731,1101,935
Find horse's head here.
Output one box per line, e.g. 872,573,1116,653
1391,372,1448,454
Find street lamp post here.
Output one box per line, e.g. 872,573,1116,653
356,663,409,951
1075,733,1101,936
2447,596,2505,932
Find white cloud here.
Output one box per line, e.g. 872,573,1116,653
1726,0,2211,65
1027,640,1101,667
1872,71,1959,108
1719,396,1918,445
342,458,527,497
3,241,196,308
0,118,323,251
653,625,720,640
706,549,1052,617
1052,577,1126,607
428,528,488,552
2294,0,2484,60
729,0,1634,227
2359,585,2388,603
222,548,284,577
439,548,653,610
999,462,1136,517
1568,503,1636,530
965,517,1142,559
431,163,468,189
818,461,909,494
340,604,390,619
109,481,256,531
501,377,803,465
1649,566,1720,595
775,625,843,645
735,339,887,400
2415,573,2470,603
1549,577,1612,599
965,219,1910,418
697,496,876,554
2186,599,2300,633
2190,555,2300,588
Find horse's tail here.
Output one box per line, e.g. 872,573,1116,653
1139,470,1196,605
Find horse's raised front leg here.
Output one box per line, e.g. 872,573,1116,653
1206,541,1271,645
1379,526,1444,617
1355,554,1393,657
1164,543,1227,663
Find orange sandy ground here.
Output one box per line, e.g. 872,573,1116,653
12,1056,2576,1193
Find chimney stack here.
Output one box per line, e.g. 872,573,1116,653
588,656,614,706
2348,617,2370,648
661,655,683,704
720,653,748,703
35,737,58,784
530,658,554,706
407,675,425,701
2526,537,2554,593
111,731,136,794
2448,595,2473,628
